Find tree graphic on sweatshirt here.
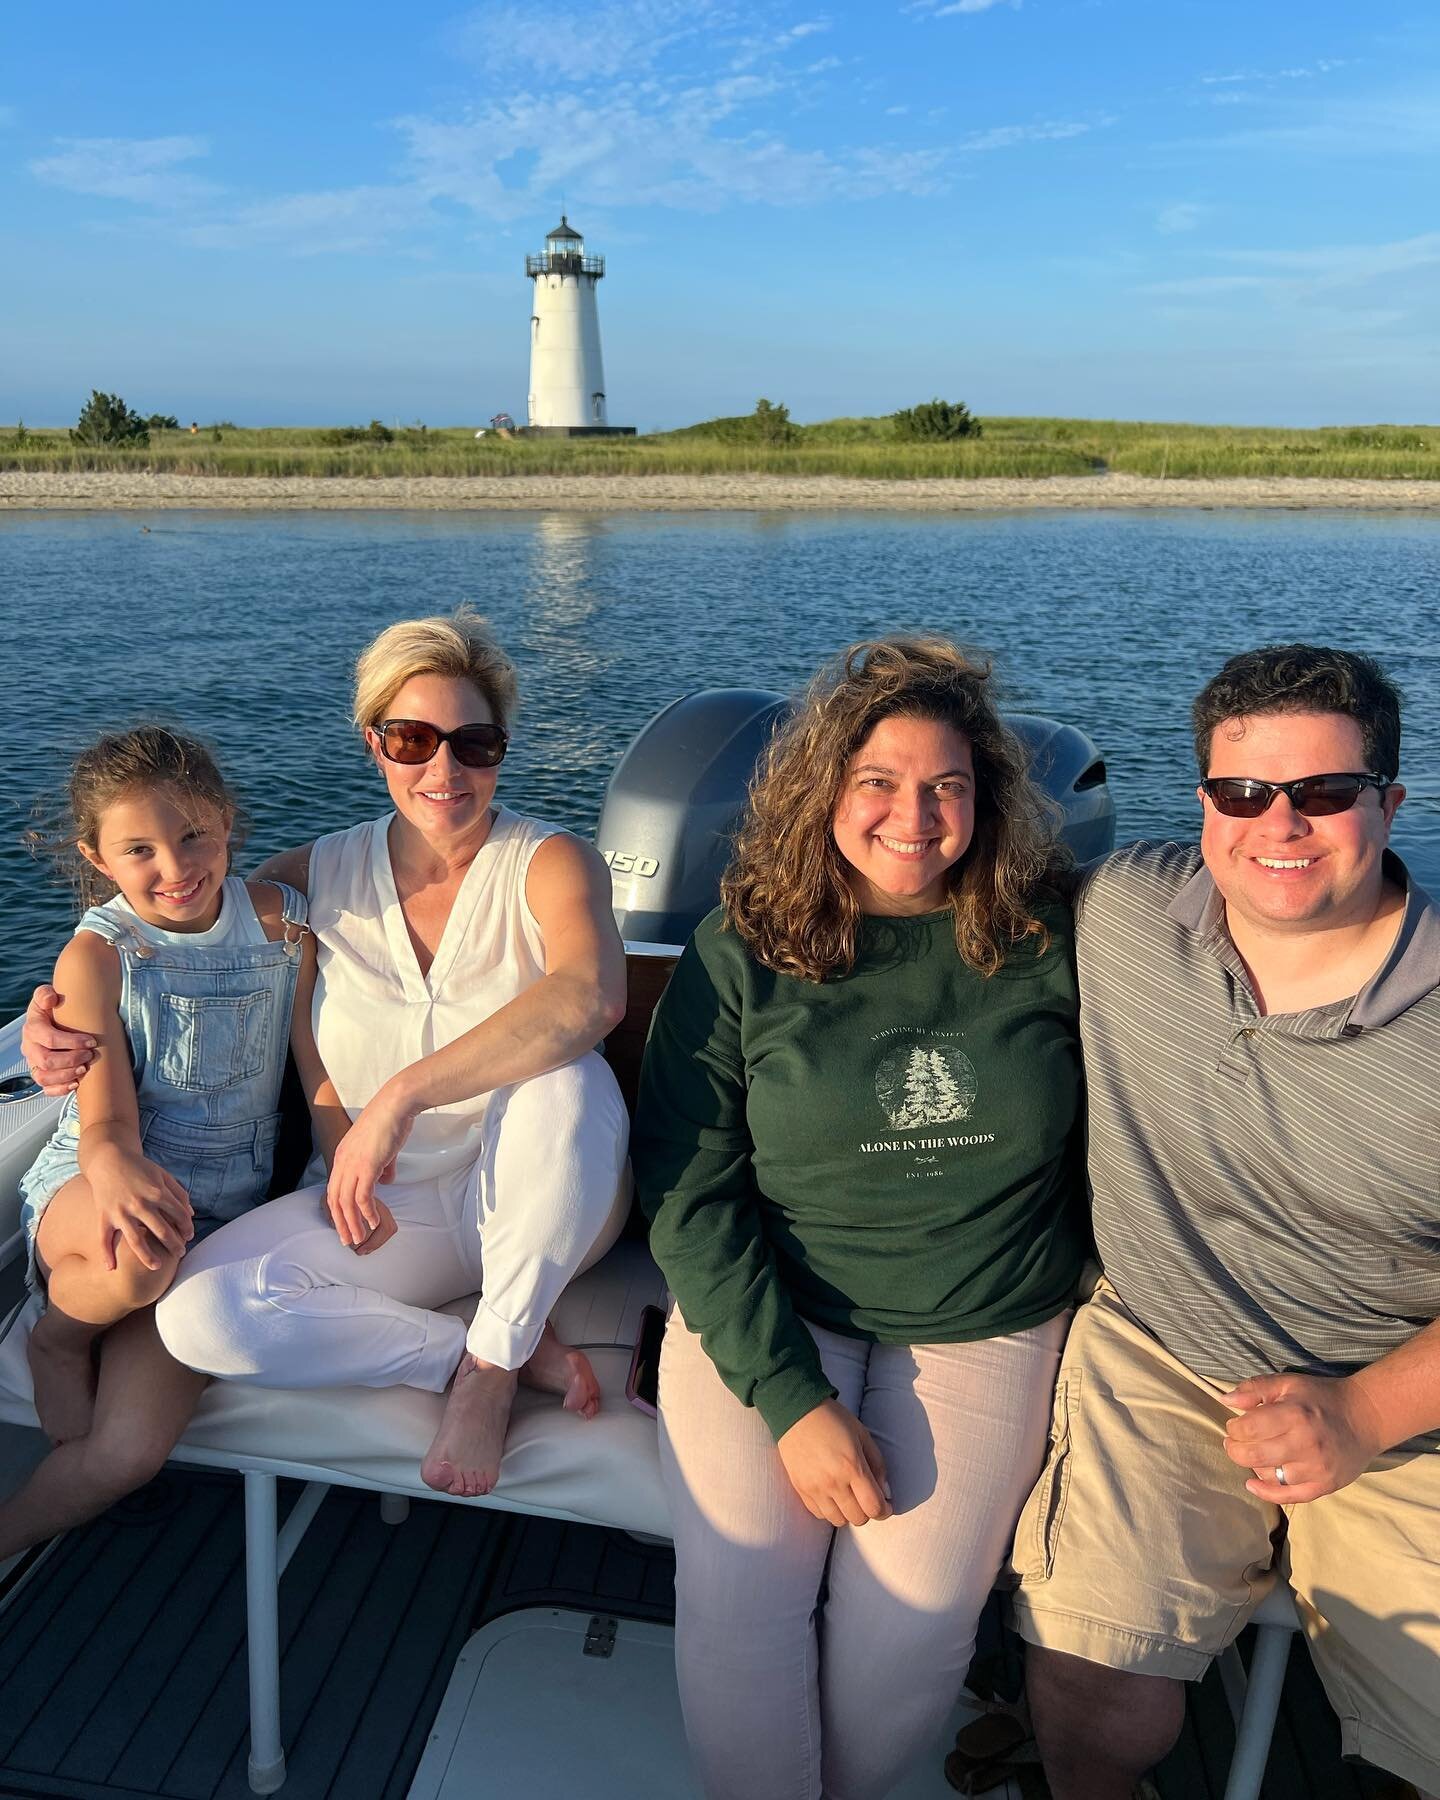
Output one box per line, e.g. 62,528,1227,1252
875,1041,978,1129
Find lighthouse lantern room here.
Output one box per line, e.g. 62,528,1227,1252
524,217,635,436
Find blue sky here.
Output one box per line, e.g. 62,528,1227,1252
4,1,1437,428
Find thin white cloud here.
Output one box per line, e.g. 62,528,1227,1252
30,136,218,208
1145,233,1440,310
1278,59,1347,79
1146,275,1270,297
182,185,430,254
1219,233,1440,282
958,117,1105,151
1179,88,1440,157
1200,59,1346,86
908,0,1020,14
1157,201,1208,234
729,14,834,70
446,0,725,81
397,85,949,214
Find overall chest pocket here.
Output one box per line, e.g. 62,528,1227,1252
156,989,271,1092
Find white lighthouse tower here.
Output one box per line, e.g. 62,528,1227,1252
525,217,634,435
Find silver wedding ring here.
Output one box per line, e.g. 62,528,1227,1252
1274,1464,1288,1487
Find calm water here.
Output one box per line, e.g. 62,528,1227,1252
4,507,1438,1017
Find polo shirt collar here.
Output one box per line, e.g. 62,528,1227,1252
1165,848,1440,1029
1354,854,1440,1027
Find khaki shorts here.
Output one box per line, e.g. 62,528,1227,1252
1010,1280,1440,1793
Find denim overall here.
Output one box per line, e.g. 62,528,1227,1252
19,879,308,1288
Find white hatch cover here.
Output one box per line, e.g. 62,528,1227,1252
406,1605,1010,1798
406,1609,699,1798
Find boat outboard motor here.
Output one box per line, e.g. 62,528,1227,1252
599,688,787,944
598,691,1116,944
1003,713,1116,865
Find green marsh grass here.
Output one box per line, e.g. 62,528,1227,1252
1,419,1435,480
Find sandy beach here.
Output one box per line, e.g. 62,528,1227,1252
2,470,1438,512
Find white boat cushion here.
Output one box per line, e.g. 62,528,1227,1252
0,1239,674,1539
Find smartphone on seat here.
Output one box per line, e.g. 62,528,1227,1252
626,1304,666,1417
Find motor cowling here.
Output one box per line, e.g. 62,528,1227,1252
1002,713,1116,865
598,689,1116,945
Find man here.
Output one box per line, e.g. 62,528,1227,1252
1011,644,1439,1799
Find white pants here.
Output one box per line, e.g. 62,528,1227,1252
660,1307,1068,1800
156,1054,630,1389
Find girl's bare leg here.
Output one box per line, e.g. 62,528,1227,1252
29,1176,183,1444
0,1308,206,1562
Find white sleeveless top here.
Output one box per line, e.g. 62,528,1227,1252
308,807,559,1184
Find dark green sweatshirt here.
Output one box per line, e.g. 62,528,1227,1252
633,903,1084,1440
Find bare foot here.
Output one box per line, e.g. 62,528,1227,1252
28,1311,99,1444
520,1322,601,1421
421,1355,518,1498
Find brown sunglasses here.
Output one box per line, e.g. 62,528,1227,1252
376,719,509,769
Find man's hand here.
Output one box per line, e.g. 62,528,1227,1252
324,1084,414,1250
1222,1371,1387,1504
22,984,96,1095
776,1398,893,1527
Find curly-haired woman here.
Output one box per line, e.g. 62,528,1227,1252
632,636,1085,1800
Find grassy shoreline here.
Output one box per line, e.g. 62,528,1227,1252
3,417,1437,482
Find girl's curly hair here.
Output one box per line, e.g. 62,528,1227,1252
721,636,1063,982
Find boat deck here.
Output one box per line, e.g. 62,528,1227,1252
0,1466,1399,1800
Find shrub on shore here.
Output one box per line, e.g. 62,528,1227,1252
892,399,982,440
71,391,150,446
659,398,798,445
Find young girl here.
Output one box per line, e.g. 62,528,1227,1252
0,725,309,1560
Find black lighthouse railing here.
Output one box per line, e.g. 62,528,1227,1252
526,250,605,277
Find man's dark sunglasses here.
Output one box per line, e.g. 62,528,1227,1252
377,719,509,769
1200,772,1391,819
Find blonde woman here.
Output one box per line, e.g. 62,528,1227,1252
633,637,1085,1800
75,608,630,1496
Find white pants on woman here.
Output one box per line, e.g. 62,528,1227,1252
156,1054,630,1387
659,1307,1068,1800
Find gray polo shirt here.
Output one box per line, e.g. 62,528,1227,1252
1078,841,1440,1385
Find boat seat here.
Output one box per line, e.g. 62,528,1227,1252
0,1236,672,1539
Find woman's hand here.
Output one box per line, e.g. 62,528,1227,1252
324,1083,414,1253
22,984,97,1095
328,1195,398,1256
776,1398,893,1527
87,1143,193,1271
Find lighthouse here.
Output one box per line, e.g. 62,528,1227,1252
524,217,634,436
